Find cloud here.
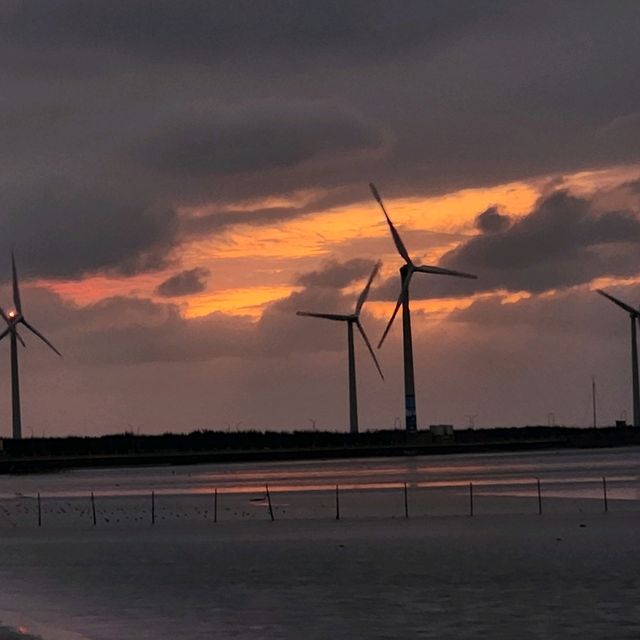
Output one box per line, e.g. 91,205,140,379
133,102,384,178
1,181,178,279
474,206,511,233
16,280,640,435
375,188,640,301
21,259,375,367
295,258,376,289
1,1,640,282
155,267,210,297
181,206,302,236
0,1,498,66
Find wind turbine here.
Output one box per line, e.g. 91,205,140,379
596,289,639,427
369,183,477,433
0,252,61,439
297,261,384,434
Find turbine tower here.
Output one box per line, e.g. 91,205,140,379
596,289,639,427
297,261,384,434
0,252,62,439
369,183,477,433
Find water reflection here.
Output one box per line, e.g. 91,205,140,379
0,446,638,501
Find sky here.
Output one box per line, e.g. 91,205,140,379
2,1,640,436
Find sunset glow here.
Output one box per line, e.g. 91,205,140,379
33,167,638,325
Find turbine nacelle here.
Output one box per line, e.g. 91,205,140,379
4,309,22,325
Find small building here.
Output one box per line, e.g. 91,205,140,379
429,424,455,442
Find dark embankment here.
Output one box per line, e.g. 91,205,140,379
1,426,638,474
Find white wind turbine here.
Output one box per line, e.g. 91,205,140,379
0,252,62,439
597,289,639,427
370,183,477,432
297,261,384,434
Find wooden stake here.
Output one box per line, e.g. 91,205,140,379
403,482,409,519
537,478,543,515
90,491,97,526
335,484,340,521
469,482,474,517
214,488,218,523
602,476,608,513
265,484,274,521
37,492,42,527
151,491,156,525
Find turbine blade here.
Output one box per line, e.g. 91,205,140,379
414,264,478,279
355,260,382,316
0,326,10,342
11,251,22,315
0,306,9,324
377,270,412,348
596,289,638,315
369,183,413,265
21,320,62,356
296,311,350,322
356,320,384,380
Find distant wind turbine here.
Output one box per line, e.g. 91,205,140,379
297,261,384,434
369,183,477,433
596,289,639,427
0,252,62,439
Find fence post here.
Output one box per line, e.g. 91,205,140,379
469,482,474,517
90,492,97,526
537,478,543,515
214,488,218,523
151,491,155,525
403,482,409,519
335,484,340,521
37,492,42,528
265,484,274,521
602,476,608,513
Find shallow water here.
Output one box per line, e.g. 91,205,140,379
1,446,638,499
1,514,640,640
0,448,639,639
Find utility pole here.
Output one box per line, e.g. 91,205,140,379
591,376,597,429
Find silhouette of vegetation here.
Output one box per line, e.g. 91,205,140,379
1,425,639,473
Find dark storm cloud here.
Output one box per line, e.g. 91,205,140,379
0,1,498,65
375,189,640,301
2,1,640,279
182,207,300,236
442,190,640,289
1,181,178,279
295,258,375,289
134,102,383,177
155,267,210,297
475,206,510,233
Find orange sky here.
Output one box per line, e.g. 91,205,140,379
40,163,640,320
